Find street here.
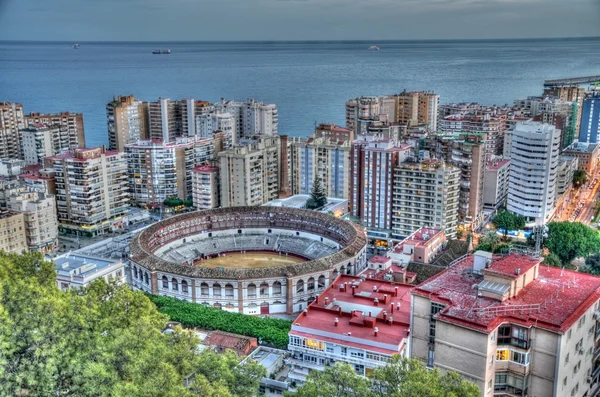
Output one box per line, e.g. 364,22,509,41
554,168,600,226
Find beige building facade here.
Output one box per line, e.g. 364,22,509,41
106,95,149,152
0,211,27,253
0,102,25,159
24,111,85,149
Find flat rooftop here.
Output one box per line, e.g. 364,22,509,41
412,254,600,333
564,142,598,154
290,275,412,355
263,194,347,213
53,253,121,277
486,159,510,171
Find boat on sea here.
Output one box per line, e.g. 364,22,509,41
368,45,380,51
152,49,171,55
73,43,80,49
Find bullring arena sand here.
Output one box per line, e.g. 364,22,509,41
197,252,305,269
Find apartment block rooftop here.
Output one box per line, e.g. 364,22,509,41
564,141,599,154
289,274,413,356
412,253,600,334
486,159,510,171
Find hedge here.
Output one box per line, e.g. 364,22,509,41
148,295,292,349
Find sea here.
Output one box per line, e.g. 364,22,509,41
1,38,600,148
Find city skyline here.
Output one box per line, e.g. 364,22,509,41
0,0,599,41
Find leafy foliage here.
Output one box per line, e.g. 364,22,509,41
149,295,292,349
164,197,194,208
475,231,502,253
290,356,479,397
491,210,526,239
0,252,264,397
573,169,588,187
545,221,600,265
306,176,328,210
541,253,563,268
581,253,600,275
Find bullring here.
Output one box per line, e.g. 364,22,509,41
130,206,368,315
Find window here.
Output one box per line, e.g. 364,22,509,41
487,380,492,394
162,276,168,289
498,325,529,348
200,282,209,296
272,281,282,295
213,283,221,297
260,282,269,296
296,280,305,294
427,348,435,367
563,376,568,389
490,331,496,344
181,280,189,294
307,277,315,291
568,329,572,339
171,278,178,291
489,355,494,369
431,302,445,316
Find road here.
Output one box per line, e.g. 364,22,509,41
555,169,600,225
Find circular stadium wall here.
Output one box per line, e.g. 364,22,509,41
130,206,368,315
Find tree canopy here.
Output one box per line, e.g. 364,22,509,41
0,252,264,397
290,357,479,397
544,221,600,265
581,253,600,275
306,176,327,210
491,210,526,239
573,169,588,188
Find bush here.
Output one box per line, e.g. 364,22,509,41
148,295,292,349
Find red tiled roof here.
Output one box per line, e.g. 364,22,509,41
193,165,219,173
291,275,413,355
486,159,510,171
412,255,600,333
204,331,256,352
369,255,391,264
484,254,538,279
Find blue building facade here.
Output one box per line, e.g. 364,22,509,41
578,92,600,143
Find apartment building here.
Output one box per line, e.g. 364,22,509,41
391,158,460,240
0,158,25,178
125,137,216,207
0,102,25,159
388,227,447,266
25,111,85,149
106,95,149,152
218,136,286,207
214,99,278,142
20,124,71,166
53,253,126,290
290,137,351,200
563,142,599,175
424,132,486,230
507,122,561,225
195,111,236,146
394,90,439,131
0,211,27,253
2,186,58,253
557,156,579,196
579,92,600,145
191,164,220,209
350,135,412,232
46,148,129,237
483,158,510,211
412,251,600,397
440,109,507,156
288,274,412,379
148,98,196,142
313,123,353,143
345,97,383,131
543,85,586,133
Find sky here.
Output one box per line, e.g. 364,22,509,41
0,0,599,41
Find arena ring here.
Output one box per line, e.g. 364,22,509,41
130,206,368,315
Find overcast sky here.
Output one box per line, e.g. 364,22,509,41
0,0,599,41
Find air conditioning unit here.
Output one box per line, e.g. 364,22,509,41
587,376,593,384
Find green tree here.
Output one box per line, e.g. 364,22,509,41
306,176,327,210
573,169,588,188
545,221,600,265
541,253,563,268
290,362,372,397
164,197,185,208
0,252,264,397
491,210,526,239
581,253,600,275
476,231,501,253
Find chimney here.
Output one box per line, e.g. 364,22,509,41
383,311,388,320
374,327,379,337
383,294,388,303
303,309,308,317
334,318,339,327
372,286,377,292
394,287,399,297
374,298,379,307
352,285,356,296
340,284,344,291
325,297,329,305
315,295,319,304
369,311,372,317
347,332,352,336
388,316,393,325
391,304,394,313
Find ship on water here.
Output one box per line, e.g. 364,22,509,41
152,49,171,55
368,45,380,51
73,43,80,49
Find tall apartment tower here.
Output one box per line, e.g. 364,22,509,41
214,99,278,142
195,112,236,146
106,95,149,152
424,132,486,230
25,111,85,149
218,136,286,207
578,92,600,144
125,137,216,207
148,98,196,142
350,135,411,231
20,124,71,166
0,211,27,253
0,102,25,159
395,90,439,131
289,137,351,199
191,164,220,210
440,108,507,156
507,122,561,225
46,148,129,237
345,97,382,131
543,85,586,132
391,158,460,239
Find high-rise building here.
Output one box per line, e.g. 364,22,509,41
0,211,27,253
439,108,507,156
20,124,71,166
578,92,600,144
125,137,216,207
345,97,382,131
214,99,278,142
148,98,196,142
483,158,510,211
218,136,286,207
350,135,411,231
0,102,25,159
394,90,439,131
424,132,486,229
313,123,353,143
289,137,351,199
195,111,236,147
412,251,600,397
191,164,220,210
543,85,586,133
391,158,460,239
3,186,58,253
24,111,85,149
106,95,149,152
46,148,129,237
562,142,599,175
507,122,561,225
0,158,25,178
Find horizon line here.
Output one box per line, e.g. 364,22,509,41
1,36,600,44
